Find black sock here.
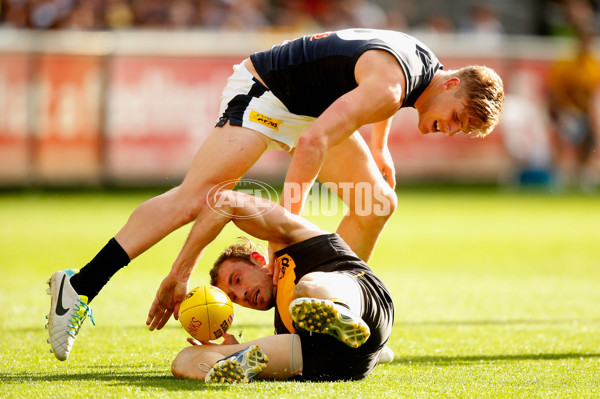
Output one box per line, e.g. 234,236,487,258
70,238,131,304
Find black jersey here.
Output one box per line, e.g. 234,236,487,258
273,233,394,381
249,28,442,117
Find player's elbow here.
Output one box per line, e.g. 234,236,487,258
171,350,187,379
363,87,402,124
171,346,203,380
388,84,403,105
208,190,236,217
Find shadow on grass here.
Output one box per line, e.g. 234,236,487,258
0,370,231,391
392,352,600,366
3,353,598,389
398,318,600,327
13,321,273,334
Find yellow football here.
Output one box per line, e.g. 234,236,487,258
178,285,234,341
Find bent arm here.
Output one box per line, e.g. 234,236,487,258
171,191,325,280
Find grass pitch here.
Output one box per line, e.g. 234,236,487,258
1,187,599,398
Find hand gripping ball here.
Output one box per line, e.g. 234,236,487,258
178,285,234,341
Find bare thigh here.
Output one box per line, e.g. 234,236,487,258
179,124,271,197
317,132,393,216
114,124,271,258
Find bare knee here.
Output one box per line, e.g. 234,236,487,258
294,273,328,299
371,184,397,222
294,272,361,312
382,186,398,216
171,185,212,226
351,184,397,227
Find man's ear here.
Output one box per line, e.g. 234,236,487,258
442,77,461,92
250,251,267,267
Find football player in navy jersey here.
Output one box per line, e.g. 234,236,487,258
47,29,503,361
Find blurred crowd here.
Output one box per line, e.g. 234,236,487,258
500,0,600,191
1,0,599,191
0,0,597,36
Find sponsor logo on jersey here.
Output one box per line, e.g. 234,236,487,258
275,254,298,333
249,110,282,130
309,32,331,41
278,255,293,280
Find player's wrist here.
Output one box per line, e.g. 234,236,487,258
169,267,192,282
370,142,388,152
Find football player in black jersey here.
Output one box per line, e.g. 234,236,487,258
167,190,394,382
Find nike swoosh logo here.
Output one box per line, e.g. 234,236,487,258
55,275,70,316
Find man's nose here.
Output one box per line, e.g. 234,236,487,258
446,123,460,137
235,287,248,301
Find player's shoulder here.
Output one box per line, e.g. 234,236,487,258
357,47,404,68
355,49,406,103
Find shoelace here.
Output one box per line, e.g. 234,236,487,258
67,299,95,338
198,363,211,373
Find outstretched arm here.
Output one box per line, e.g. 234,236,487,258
147,191,326,330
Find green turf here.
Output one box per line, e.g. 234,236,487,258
1,188,599,398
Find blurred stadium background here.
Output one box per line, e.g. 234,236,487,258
0,0,599,189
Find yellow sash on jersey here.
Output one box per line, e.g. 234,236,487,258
275,254,297,333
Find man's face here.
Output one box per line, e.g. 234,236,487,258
215,259,276,311
417,80,473,137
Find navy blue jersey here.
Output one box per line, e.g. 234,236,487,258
249,29,442,117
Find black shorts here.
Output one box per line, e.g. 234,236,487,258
293,269,394,381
